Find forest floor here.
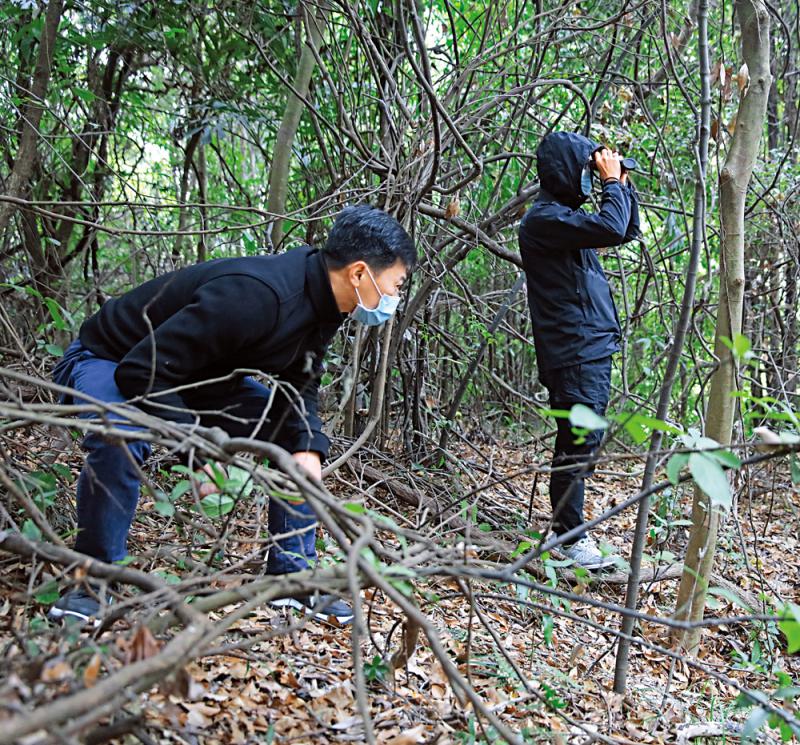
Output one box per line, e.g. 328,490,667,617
1,426,799,744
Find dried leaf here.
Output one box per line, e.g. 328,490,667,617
710,60,725,88
82,653,102,687
124,625,162,665
737,62,749,93
40,659,73,683
444,198,460,220
386,725,426,744
710,119,719,141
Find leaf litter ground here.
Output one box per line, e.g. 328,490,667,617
1,430,798,744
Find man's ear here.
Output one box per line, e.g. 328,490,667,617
348,260,368,287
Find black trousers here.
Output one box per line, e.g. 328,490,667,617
539,356,612,540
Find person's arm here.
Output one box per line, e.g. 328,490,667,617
271,345,330,461
114,276,279,422
621,178,642,242
530,184,633,250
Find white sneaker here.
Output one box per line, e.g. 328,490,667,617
269,593,354,625
562,535,617,571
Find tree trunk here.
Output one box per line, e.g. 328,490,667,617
672,0,772,653
173,129,201,263
195,142,208,263
613,0,712,692
0,0,64,237
266,1,324,249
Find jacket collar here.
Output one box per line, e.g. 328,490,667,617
305,247,346,325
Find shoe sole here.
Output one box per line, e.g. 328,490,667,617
585,561,618,572
269,597,354,626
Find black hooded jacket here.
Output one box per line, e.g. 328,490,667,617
519,131,640,372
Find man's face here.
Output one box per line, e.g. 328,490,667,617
352,260,407,310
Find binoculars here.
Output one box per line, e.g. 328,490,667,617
589,152,640,173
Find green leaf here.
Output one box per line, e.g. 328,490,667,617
630,414,682,434
44,343,63,357
622,417,648,444
18,471,58,509
344,502,366,514
154,501,175,517
688,452,731,508
791,455,800,486
73,87,97,103
224,465,254,497
538,407,571,420
774,686,800,702
709,449,742,469
778,604,800,654
542,615,554,646
51,463,73,481
708,585,752,612
170,479,192,501
731,333,753,361
510,540,531,558
196,493,235,518
569,404,608,430
680,432,721,451
21,519,42,541
34,580,60,605
742,706,769,743
666,453,689,485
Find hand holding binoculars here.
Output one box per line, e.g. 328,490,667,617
589,148,640,173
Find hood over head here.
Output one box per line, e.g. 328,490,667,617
536,131,600,208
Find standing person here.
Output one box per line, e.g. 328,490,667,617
48,205,415,625
519,131,640,569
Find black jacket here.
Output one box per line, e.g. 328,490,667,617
79,245,344,457
519,131,640,372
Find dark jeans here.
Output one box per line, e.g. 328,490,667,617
539,356,612,541
53,340,316,573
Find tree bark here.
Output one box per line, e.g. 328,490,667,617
672,0,772,652
266,1,324,249
0,0,64,237
613,0,712,692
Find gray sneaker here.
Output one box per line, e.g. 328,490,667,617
562,535,617,571
270,593,354,625
48,585,111,627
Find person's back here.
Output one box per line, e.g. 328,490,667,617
518,131,640,569
520,131,638,371
79,247,341,423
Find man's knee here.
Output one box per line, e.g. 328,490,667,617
82,433,151,465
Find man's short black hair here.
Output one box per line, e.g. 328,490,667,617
323,205,416,271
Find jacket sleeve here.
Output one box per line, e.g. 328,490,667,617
272,345,330,459
623,181,642,242
114,276,279,423
530,182,633,250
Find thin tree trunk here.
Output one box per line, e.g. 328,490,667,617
173,129,201,262
195,142,208,263
613,0,712,693
0,0,64,237
266,2,324,249
672,0,772,653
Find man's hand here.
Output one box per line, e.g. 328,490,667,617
594,148,623,182
292,451,322,482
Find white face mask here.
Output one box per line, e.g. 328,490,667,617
351,267,401,326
